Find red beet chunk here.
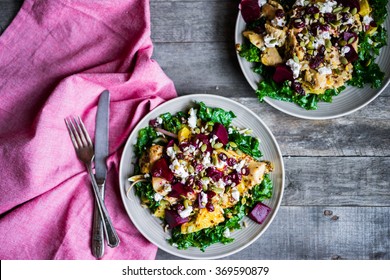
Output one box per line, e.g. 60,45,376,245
273,65,293,84
165,209,189,228
344,44,358,63
249,202,272,224
151,158,174,181
168,182,193,198
240,0,261,23
212,123,229,145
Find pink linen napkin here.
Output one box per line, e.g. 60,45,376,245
0,0,177,259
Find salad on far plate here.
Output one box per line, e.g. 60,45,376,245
128,102,274,251
237,0,388,110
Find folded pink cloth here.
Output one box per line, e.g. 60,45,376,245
0,0,177,259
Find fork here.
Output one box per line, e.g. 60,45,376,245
65,116,120,248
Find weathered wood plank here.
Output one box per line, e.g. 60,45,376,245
233,97,390,157
156,206,390,260
150,1,238,43
153,42,390,97
283,157,390,206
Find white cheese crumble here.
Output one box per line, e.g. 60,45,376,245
156,117,163,124
318,31,331,40
202,152,212,167
318,67,332,75
319,1,337,14
170,159,189,180
187,108,198,129
153,192,163,202
362,15,373,26
223,228,231,238
258,0,267,7
178,206,193,218
163,184,172,193
231,189,240,201
200,191,208,205
234,159,246,173
294,0,306,7
264,34,278,48
166,146,176,159
271,17,286,28
215,179,226,189
344,17,354,25
286,58,301,79
341,46,351,56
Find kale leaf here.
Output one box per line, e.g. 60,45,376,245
159,112,183,134
229,130,263,160
134,181,160,213
370,0,389,24
134,126,158,157
197,101,236,127
238,40,261,63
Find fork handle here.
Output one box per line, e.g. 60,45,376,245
86,163,120,248
91,180,105,258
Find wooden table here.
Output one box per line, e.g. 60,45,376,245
2,0,389,260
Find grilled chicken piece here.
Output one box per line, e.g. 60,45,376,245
243,30,265,49
261,47,283,66
139,144,164,174
181,205,225,234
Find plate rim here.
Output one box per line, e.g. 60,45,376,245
234,10,390,120
119,94,285,259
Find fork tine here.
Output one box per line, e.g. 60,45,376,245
77,116,93,147
64,118,79,150
72,116,89,147
68,116,84,148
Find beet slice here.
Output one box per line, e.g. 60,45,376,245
165,209,190,228
206,167,224,182
151,158,174,181
249,202,271,224
168,182,194,198
212,123,229,145
240,0,261,23
342,32,358,44
273,65,293,84
343,44,358,63
337,0,360,12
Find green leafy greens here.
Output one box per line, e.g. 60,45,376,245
168,175,273,251
197,101,236,126
238,1,388,110
134,126,158,157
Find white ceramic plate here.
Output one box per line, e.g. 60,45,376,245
119,94,284,259
235,4,390,119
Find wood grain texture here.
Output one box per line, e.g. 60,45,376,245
232,97,390,157
152,42,390,97
283,157,390,207
156,206,390,260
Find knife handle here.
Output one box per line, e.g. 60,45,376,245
92,181,105,258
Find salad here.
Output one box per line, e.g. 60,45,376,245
237,0,388,110
128,102,274,251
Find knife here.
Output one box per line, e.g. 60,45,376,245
92,90,119,258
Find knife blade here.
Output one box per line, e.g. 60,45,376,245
92,90,110,258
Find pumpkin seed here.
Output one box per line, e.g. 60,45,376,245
347,37,355,44
241,197,247,205
314,13,320,20
342,7,350,13
340,25,348,32
293,54,299,63
213,142,223,149
334,20,341,26
307,41,314,50
339,40,347,47
194,127,200,134
183,199,189,209
187,165,194,174
229,142,237,148
236,149,243,156
307,49,314,55
340,57,348,65
319,17,325,24
351,8,357,15
300,41,305,47
365,59,372,66
270,39,277,44
333,7,343,13
325,39,332,49
201,144,207,152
